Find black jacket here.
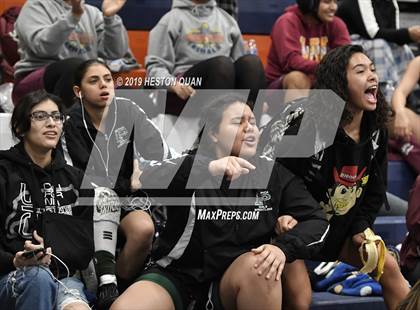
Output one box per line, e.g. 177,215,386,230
62,97,169,196
141,154,329,282
337,0,412,45
259,107,388,260
0,143,84,277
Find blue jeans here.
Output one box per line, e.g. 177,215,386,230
56,276,89,309
0,266,89,309
0,266,58,309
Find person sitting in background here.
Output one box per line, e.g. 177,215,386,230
12,0,128,108
62,59,170,308
390,56,420,143
146,0,265,152
216,0,238,20
265,0,350,105
0,90,91,310
337,0,419,90
401,176,420,287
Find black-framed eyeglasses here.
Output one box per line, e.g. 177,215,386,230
30,111,65,123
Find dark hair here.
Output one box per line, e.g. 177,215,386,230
200,93,250,135
192,93,251,154
73,59,111,87
314,44,391,129
11,89,64,141
296,0,320,15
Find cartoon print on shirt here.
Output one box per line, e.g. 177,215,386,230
320,165,369,220
186,23,224,55
64,26,94,55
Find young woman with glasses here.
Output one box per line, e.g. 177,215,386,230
0,89,91,310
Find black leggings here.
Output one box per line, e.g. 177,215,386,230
165,55,266,116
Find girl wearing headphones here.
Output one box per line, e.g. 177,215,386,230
62,59,170,309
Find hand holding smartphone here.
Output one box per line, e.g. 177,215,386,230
22,247,45,259
13,231,52,268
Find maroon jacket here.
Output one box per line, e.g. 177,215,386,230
401,175,420,270
265,5,351,85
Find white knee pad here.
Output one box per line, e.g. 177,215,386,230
93,187,121,254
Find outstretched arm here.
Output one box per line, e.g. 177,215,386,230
392,57,420,140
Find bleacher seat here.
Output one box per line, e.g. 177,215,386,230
306,215,405,310
388,160,416,201
311,292,385,310
373,216,407,246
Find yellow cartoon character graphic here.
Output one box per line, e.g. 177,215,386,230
321,166,369,220
185,23,224,54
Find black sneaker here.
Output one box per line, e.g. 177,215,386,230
97,283,119,310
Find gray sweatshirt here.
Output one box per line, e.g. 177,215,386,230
14,0,129,78
146,0,245,87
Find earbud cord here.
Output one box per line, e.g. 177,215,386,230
80,96,118,177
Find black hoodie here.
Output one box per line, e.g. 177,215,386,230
259,107,388,260
62,97,169,196
0,143,84,277
140,154,329,282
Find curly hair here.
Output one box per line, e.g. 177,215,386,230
314,45,391,129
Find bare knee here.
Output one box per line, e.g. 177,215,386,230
220,252,283,309
111,281,174,310
110,296,136,310
231,252,258,287
121,211,155,245
62,302,90,310
282,71,312,89
228,252,280,291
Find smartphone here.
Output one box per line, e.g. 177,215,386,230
22,247,44,259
